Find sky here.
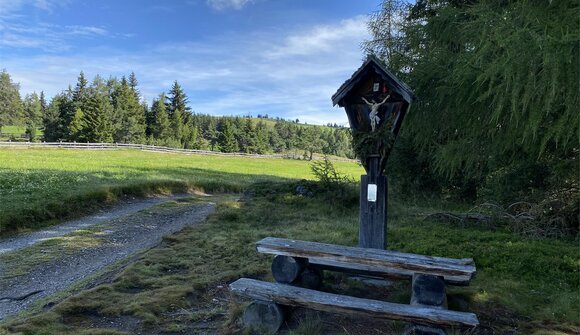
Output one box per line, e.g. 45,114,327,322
0,0,381,125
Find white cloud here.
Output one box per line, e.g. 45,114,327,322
206,0,254,10
0,0,69,16
3,14,369,125
265,16,368,59
0,22,109,51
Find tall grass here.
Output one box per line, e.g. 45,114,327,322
0,148,363,234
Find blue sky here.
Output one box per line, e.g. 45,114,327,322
0,0,381,125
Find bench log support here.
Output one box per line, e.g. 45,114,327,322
231,278,479,329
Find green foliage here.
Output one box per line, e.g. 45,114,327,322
365,0,579,207
111,77,146,143
1,69,353,158
23,93,42,126
166,81,190,116
68,108,87,142
25,121,37,142
310,156,353,187
0,69,24,132
219,119,239,153
150,93,171,140
351,126,396,171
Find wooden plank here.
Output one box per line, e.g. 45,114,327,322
230,278,479,328
256,237,476,285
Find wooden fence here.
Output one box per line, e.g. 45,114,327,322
0,141,357,162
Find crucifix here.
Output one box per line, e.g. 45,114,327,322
362,95,390,132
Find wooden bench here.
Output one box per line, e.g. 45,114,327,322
230,278,479,329
257,237,476,285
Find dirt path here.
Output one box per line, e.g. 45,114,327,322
0,197,215,320
0,195,192,255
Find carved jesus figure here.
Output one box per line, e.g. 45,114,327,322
362,95,390,132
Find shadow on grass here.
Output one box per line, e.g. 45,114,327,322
0,166,292,236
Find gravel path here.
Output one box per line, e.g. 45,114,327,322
0,195,191,255
0,198,215,320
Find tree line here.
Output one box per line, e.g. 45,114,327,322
0,70,353,159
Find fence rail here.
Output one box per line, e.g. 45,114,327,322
0,141,357,162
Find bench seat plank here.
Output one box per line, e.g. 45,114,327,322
256,237,476,285
230,278,479,328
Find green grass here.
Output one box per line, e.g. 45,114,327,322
1,181,577,335
0,149,577,334
0,148,363,234
0,126,43,141
0,126,27,134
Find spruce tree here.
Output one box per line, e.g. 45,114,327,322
23,93,42,127
219,119,238,153
0,69,24,132
128,72,140,101
254,121,269,154
72,71,90,124
171,108,183,145
85,75,114,142
111,77,146,143
239,118,256,153
166,81,191,116
68,107,86,142
43,94,66,141
39,91,47,119
151,93,171,141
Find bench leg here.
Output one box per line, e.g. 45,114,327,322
405,274,448,335
299,266,323,290
272,255,323,289
272,255,307,284
243,301,286,333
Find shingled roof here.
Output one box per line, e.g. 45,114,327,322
331,55,415,107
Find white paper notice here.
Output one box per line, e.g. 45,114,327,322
367,184,377,202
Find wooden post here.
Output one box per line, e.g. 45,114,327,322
360,155,387,249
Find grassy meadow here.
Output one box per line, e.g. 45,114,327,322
0,147,362,234
0,148,577,334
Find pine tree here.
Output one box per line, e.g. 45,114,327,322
205,118,219,151
39,91,47,119
72,71,89,112
43,94,66,141
171,108,183,145
59,88,77,141
0,69,24,132
128,72,140,101
166,81,191,116
151,93,171,141
219,119,239,153
68,107,86,142
111,77,146,143
23,93,42,127
239,118,256,153
254,121,269,154
85,75,114,142
84,95,113,143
